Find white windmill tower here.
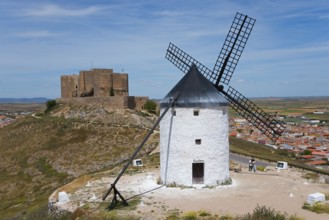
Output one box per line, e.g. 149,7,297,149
160,65,230,186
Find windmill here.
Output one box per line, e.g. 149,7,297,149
103,12,285,209
166,12,285,143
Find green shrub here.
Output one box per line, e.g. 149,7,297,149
237,205,289,220
165,209,181,220
288,215,305,220
219,215,234,220
45,99,57,113
221,178,232,185
143,100,157,114
302,202,329,214
253,205,287,219
182,211,198,220
198,210,211,217
256,165,266,172
303,149,312,155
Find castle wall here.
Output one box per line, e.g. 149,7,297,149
57,96,148,110
61,75,79,98
79,70,95,96
94,72,111,96
68,69,128,97
112,73,128,96
60,69,140,109
127,96,148,109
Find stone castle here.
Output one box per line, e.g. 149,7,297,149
58,68,148,109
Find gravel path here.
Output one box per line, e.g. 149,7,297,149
54,164,329,219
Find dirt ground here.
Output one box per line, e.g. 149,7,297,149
54,165,329,219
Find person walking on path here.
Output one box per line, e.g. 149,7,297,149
248,158,253,171
251,158,256,172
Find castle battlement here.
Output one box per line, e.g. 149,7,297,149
61,68,128,98
60,68,148,110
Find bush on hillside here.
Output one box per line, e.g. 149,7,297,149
236,205,302,220
45,99,57,113
143,100,157,114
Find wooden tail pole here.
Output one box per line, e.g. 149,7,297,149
102,98,176,210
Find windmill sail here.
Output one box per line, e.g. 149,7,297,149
213,12,256,86
221,86,285,142
166,43,213,79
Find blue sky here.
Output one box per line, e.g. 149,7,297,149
1,0,329,99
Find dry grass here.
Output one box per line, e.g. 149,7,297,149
0,104,158,219
55,175,93,197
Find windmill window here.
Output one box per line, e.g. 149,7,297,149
193,110,199,116
172,110,176,116
195,139,202,145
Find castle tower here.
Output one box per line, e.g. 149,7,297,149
160,65,230,186
61,75,79,98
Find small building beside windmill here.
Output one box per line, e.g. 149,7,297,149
160,65,230,187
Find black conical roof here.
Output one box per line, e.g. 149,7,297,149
160,64,228,108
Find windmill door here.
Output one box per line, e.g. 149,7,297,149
192,163,204,184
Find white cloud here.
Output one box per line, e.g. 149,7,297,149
154,10,184,17
24,4,102,17
13,30,59,38
319,14,329,19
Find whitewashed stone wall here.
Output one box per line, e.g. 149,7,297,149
160,106,229,186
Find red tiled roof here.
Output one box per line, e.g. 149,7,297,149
312,151,329,156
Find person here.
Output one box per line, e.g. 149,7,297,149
252,158,256,172
248,158,253,171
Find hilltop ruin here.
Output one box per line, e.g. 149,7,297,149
58,68,148,110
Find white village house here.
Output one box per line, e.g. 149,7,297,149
159,65,230,187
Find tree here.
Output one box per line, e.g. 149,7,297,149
45,99,57,113
303,149,312,155
143,100,157,114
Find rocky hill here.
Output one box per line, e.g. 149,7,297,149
0,103,158,219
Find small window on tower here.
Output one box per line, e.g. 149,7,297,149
195,139,202,145
193,110,199,116
172,110,176,116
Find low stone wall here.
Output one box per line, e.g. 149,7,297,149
57,96,148,110
127,96,149,110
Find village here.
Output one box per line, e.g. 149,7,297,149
230,112,329,170
0,111,30,128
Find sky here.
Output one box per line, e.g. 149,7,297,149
0,0,329,99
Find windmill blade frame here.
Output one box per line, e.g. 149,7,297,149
166,43,214,81
220,86,285,142
213,12,256,86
